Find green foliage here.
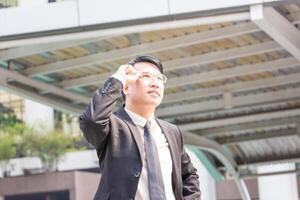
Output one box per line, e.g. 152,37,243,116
23,131,76,172
0,121,31,157
0,112,28,137
0,134,16,161
0,113,21,128
0,133,16,176
0,108,87,175
2,123,29,136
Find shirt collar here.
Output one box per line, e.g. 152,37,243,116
124,107,155,127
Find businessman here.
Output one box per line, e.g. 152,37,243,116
79,55,201,200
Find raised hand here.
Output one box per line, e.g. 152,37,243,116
114,64,141,85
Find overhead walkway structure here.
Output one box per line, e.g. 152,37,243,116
1,1,300,199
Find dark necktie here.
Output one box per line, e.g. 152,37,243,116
144,121,166,200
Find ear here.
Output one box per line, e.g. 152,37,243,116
123,83,130,96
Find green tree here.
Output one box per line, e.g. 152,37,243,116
0,121,32,157
23,131,76,172
0,107,21,128
0,133,16,177
0,104,21,176
0,103,86,175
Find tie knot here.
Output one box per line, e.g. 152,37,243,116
144,120,151,130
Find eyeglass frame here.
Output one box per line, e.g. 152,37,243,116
137,71,167,83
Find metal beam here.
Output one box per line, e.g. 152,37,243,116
297,122,300,137
217,128,297,144
184,133,250,200
0,37,108,60
163,72,300,104
290,12,300,25
251,5,300,61
240,154,300,167
164,41,280,71
0,12,250,49
4,7,298,60
179,108,300,131
165,57,299,89
25,22,259,76
60,41,282,88
158,87,300,118
198,116,300,137
0,82,82,115
242,168,300,179
0,68,90,104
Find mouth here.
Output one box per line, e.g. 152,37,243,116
148,90,160,97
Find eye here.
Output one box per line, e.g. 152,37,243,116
141,73,151,79
157,75,163,81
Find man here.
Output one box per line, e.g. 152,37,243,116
79,55,201,200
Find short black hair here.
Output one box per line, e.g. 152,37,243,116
122,55,163,102
128,55,163,74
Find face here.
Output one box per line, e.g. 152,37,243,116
124,62,165,108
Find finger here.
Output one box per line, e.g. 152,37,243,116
125,65,137,75
119,64,130,73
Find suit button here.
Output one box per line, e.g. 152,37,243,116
134,171,140,178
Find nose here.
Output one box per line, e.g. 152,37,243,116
149,80,159,88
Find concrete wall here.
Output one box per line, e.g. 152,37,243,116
0,1,78,36
0,0,282,37
0,150,99,177
74,172,101,200
216,176,300,200
257,164,299,200
0,171,100,200
0,170,298,200
216,179,259,200
24,99,54,133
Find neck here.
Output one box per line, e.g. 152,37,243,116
125,102,155,119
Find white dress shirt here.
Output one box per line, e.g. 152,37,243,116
124,107,175,200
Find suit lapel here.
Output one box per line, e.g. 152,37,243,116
115,107,144,161
115,108,180,197
155,118,179,186
155,118,177,163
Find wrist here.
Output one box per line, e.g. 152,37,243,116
111,73,126,86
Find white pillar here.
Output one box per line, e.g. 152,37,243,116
186,148,217,200
24,99,54,133
257,163,298,200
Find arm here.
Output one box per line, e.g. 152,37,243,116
79,77,123,149
79,65,139,150
179,129,201,199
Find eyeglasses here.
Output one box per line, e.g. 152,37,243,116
138,72,167,83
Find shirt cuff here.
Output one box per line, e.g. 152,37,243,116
111,73,126,86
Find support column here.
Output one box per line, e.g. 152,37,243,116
257,163,298,200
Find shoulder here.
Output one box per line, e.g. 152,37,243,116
156,118,182,137
156,118,185,151
156,118,178,129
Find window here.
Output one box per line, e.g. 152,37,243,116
6,190,69,200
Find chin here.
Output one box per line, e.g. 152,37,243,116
139,97,162,107
150,100,162,107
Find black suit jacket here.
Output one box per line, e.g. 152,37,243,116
79,77,201,200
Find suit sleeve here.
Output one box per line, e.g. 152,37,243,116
179,128,201,200
79,77,123,150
